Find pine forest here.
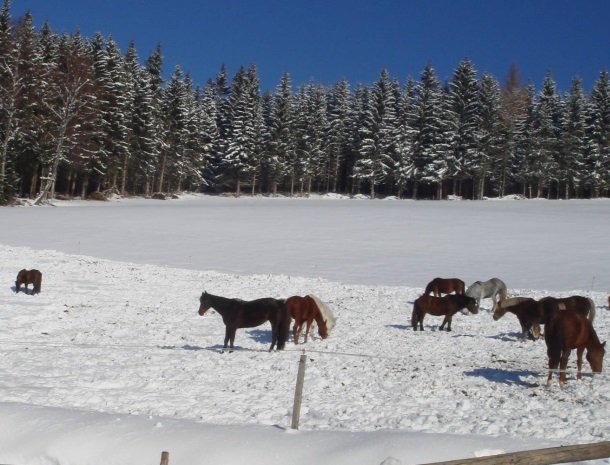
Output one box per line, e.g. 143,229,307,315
1,2,609,205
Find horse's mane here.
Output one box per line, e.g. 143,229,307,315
586,297,596,323
308,294,336,333
501,296,532,307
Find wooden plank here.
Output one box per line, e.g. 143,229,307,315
419,441,610,465
160,450,169,465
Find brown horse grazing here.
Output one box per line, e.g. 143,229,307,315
286,295,329,344
493,297,543,339
545,311,605,386
493,295,596,340
198,291,290,351
424,277,465,297
411,294,477,331
15,269,42,294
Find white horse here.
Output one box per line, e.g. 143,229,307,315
465,278,507,313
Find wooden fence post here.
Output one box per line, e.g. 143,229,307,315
291,353,307,430
160,450,169,465
419,440,610,465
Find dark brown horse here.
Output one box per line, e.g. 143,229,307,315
198,291,290,351
15,269,42,294
286,295,329,344
545,311,605,386
493,295,596,339
424,277,465,297
411,294,477,331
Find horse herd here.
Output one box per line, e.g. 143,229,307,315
13,268,606,386
414,277,606,386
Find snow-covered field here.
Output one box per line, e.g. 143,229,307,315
0,195,609,465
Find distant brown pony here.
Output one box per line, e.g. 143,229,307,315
545,311,605,386
424,277,465,297
198,291,290,351
286,295,330,344
15,269,42,294
411,294,477,331
493,295,596,340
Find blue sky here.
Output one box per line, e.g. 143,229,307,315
10,0,610,93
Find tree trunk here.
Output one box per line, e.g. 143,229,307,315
157,155,166,193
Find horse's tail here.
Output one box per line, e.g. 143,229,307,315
586,297,596,324
424,282,433,296
277,300,291,350
411,305,418,330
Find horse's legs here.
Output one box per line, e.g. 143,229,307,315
440,315,452,331
303,318,313,343
223,327,230,349
270,322,278,351
559,349,571,385
576,347,585,379
226,326,237,350
293,321,302,344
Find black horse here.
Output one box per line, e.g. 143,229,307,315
198,291,290,351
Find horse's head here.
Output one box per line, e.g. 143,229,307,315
465,296,478,314
317,320,329,339
492,300,507,321
587,341,606,373
198,291,211,316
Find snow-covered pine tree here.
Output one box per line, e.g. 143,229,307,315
531,73,561,198
393,77,417,198
475,73,503,199
0,0,18,202
267,72,294,194
144,44,165,194
354,68,396,198
102,37,131,194
224,65,262,196
325,79,351,193
512,84,537,197
446,59,480,198
586,70,610,197
290,84,327,195
499,63,529,197
123,42,158,195
159,65,187,193
559,77,587,199
411,63,444,199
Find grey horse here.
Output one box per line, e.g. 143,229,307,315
465,277,507,313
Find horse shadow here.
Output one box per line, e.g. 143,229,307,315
487,332,535,343
159,344,260,353
387,324,410,331
246,328,273,344
464,367,540,387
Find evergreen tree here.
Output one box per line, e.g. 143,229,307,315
531,73,561,197
325,79,351,193
224,65,262,195
446,59,480,197
411,63,443,198
393,77,417,198
587,70,610,196
559,77,587,198
354,68,396,198
0,0,17,202
475,74,503,199
267,72,294,194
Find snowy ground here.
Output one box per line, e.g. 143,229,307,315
0,195,609,465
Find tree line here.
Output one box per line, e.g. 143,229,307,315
1,1,609,205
